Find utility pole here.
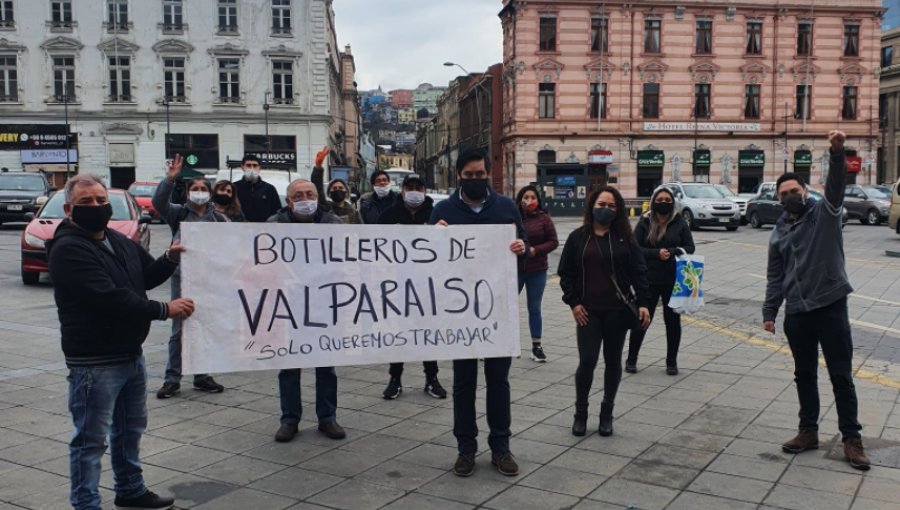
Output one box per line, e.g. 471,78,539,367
868,103,873,184
783,101,790,174
161,97,171,159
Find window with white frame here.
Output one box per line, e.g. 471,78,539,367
0,56,16,101
218,0,238,32
163,0,183,31
0,0,14,28
51,0,73,27
108,0,128,32
272,0,291,34
538,82,555,119
52,56,76,102
272,60,293,104
108,56,131,102
218,58,240,103
163,57,185,102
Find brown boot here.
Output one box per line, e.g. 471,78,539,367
843,438,871,471
782,429,819,454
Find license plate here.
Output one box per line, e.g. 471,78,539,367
7,205,22,211
719,217,729,223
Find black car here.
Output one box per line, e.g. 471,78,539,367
747,188,848,228
0,172,55,224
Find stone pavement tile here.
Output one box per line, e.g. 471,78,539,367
241,439,330,466
142,444,233,473
191,487,297,510
724,438,793,463
0,466,68,501
330,410,401,433
679,405,758,436
148,473,237,507
639,395,707,415
248,467,344,500
12,482,112,510
0,459,23,476
666,491,759,510
502,437,567,464
193,407,271,428
483,485,580,510
587,478,679,510
308,479,406,510
0,438,66,467
519,464,607,497
412,406,457,426
417,471,510,506
548,448,630,477
569,499,630,510
857,475,900,503
380,492,475,510
193,428,273,454
709,393,771,410
150,400,224,420
338,433,420,462
620,407,692,428
606,419,672,442
764,483,854,510
134,434,184,457
394,443,459,470
687,471,774,503
198,455,286,485
299,449,384,477
378,418,450,442
145,419,231,444
657,429,732,453
355,458,446,491
0,406,63,429
363,399,432,420
513,391,573,411
738,423,797,443
779,465,863,495
636,443,718,470
509,403,560,423
573,432,655,458
705,452,787,481
145,410,190,431
616,459,701,490
516,423,586,447
851,498,900,510
0,427,40,450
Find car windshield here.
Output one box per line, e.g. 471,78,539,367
862,187,889,199
714,185,736,197
128,184,156,197
0,174,45,191
683,185,723,199
38,192,132,220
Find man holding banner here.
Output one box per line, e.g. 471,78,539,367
268,179,347,442
430,149,529,478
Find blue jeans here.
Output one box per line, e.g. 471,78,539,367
278,367,338,426
518,271,547,340
68,357,148,510
165,272,209,384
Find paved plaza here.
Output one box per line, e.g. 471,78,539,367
0,219,899,509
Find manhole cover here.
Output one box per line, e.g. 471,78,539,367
825,435,900,468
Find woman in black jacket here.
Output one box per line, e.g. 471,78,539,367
558,186,651,437
625,187,695,376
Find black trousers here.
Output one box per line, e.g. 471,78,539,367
453,357,511,454
783,297,862,440
388,361,438,379
575,310,628,407
627,283,682,366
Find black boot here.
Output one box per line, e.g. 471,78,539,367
572,403,588,437
598,401,614,437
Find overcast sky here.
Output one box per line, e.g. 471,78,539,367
333,0,504,92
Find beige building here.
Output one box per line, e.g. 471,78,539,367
500,0,883,210
880,27,899,184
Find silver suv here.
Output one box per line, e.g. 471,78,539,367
659,182,740,231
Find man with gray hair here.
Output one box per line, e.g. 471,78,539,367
48,173,194,509
267,179,347,442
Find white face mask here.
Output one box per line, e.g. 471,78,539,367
243,169,259,182
188,191,210,205
374,185,391,198
291,199,318,218
403,191,425,208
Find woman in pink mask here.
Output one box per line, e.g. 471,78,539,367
516,185,559,362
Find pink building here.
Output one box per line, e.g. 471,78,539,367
389,89,414,109
499,0,883,211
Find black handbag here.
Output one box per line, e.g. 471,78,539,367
596,235,642,330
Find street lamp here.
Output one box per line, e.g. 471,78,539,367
444,61,486,147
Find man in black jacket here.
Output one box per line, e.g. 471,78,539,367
378,174,447,401
359,170,398,224
48,174,194,510
233,154,282,222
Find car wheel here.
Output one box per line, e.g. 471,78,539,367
682,209,696,231
726,226,738,232
750,212,762,229
866,209,881,226
21,270,39,285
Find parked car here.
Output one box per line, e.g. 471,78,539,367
714,184,749,223
127,181,160,222
20,189,151,285
747,186,849,228
843,185,890,225
659,182,740,231
0,172,56,225
889,182,900,234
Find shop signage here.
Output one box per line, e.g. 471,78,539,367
738,150,765,166
20,149,78,163
637,150,665,168
587,150,613,164
0,124,77,150
643,122,761,132
246,151,298,166
693,150,711,166
846,156,862,174
794,150,812,166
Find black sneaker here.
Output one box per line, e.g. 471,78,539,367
491,451,519,476
424,377,447,399
531,345,547,363
193,377,224,393
114,489,174,509
453,453,476,477
383,377,402,399
155,382,180,399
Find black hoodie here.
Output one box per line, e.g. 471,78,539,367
377,195,434,225
47,220,176,367
633,208,695,286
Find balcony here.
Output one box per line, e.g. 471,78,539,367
271,26,291,36
51,95,77,103
0,94,18,102
163,95,187,103
160,22,185,34
0,19,14,29
272,97,293,105
217,24,238,35
217,96,241,104
107,94,133,103
105,21,131,33
48,20,75,32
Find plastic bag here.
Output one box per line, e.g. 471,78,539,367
670,254,704,315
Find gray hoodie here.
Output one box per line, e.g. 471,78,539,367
763,149,852,321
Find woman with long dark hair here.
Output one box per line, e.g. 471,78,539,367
327,178,363,224
212,179,245,221
515,185,558,362
558,186,651,437
626,187,695,375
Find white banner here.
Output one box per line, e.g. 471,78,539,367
643,122,761,132
181,223,520,374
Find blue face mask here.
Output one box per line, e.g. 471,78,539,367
592,207,616,225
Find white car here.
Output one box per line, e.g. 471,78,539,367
714,184,749,223
659,182,740,231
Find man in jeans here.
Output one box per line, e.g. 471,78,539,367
763,130,869,470
48,174,195,509
269,179,346,442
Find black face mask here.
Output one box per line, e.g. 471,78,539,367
782,193,806,214
329,190,346,203
71,203,113,233
592,207,616,225
460,178,489,201
652,201,674,216
212,194,232,206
